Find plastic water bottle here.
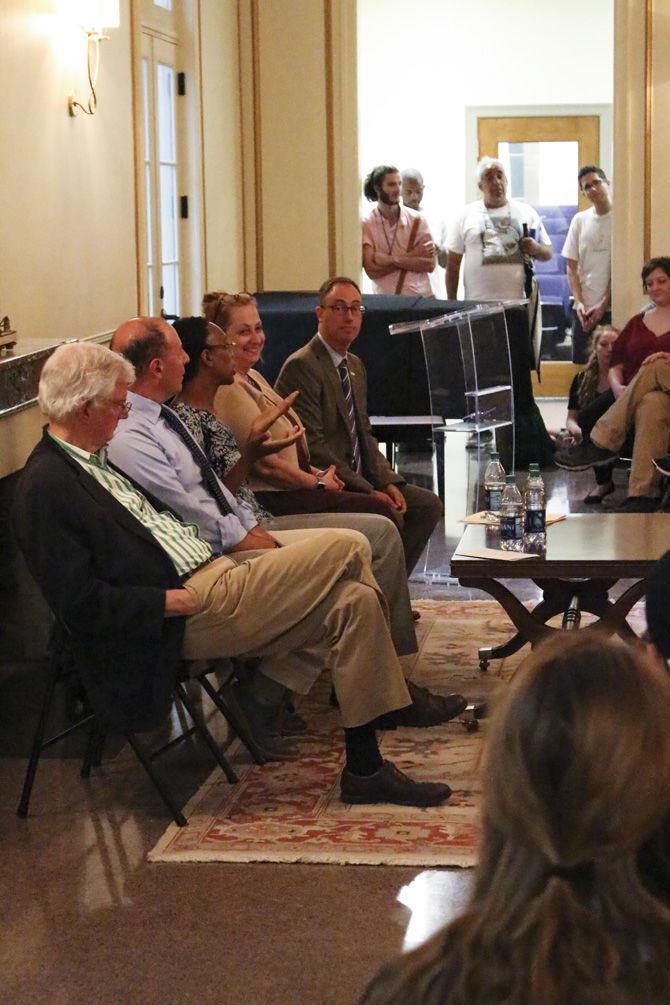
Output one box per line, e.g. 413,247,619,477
524,464,546,551
483,451,506,512
500,474,524,551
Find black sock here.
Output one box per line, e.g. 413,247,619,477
344,723,383,776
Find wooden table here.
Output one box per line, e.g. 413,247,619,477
450,513,670,670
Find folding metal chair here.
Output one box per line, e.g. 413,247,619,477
17,648,244,828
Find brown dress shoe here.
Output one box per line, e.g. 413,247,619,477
376,680,468,729
340,760,452,807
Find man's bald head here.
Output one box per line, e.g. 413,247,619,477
111,317,172,379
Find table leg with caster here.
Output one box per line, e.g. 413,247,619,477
459,701,487,732
478,646,492,673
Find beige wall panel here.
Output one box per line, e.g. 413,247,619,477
649,3,670,262
0,406,47,480
0,0,137,344
256,0,330,290
327,0,360,279
612,0,647,324
199,0,245,295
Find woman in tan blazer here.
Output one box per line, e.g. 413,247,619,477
203,291,391,518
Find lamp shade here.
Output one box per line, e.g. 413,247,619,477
77,0,120,32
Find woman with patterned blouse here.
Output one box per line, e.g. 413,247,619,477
170,314,426,662
171,316,302,522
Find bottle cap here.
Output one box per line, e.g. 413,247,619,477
529,463,539,474
489,451,499,461
505,474,515,484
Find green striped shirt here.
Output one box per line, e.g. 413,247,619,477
50,433,212,577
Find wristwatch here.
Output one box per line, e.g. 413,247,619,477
315,479,326,490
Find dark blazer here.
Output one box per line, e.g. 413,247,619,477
12,431,185,731
275,335,404,494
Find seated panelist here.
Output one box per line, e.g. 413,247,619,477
13,341,453,808
274,276,443,575
169,313,423,665
204,290,393,521
106,317,465,751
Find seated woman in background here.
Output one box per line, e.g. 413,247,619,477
555,258,670,510
570,258,670,442
202,291,392,519
359,633,670,1005
563,325,621,503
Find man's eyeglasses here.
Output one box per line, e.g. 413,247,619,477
205,341,238,355
582,178,605,192
325,304,366,316
109,399,132,417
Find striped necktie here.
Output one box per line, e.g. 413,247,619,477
159,404,233,515
337,358,362,473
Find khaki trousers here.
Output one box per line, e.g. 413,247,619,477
181,528,411,728
592,358,670,496
264,511,417,656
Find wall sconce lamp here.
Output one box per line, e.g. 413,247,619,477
68,1,120,117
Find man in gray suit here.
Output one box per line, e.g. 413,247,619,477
275,277,442,574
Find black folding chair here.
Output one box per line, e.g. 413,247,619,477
17,648,245,828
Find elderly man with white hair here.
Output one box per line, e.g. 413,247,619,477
12,341,453,807
446,156,553,301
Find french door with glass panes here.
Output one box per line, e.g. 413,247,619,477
141,33,180,318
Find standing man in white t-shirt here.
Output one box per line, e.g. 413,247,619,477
362,165,436,297
561,165,612,363
446,157,553,301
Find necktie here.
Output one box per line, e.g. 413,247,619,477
337,359,362,473
159,404,233,515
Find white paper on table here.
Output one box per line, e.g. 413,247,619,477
454,546,542,562
459,511,567,527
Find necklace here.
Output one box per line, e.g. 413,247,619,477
378,207,400,255
243,371,264,393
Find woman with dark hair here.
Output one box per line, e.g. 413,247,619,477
556,258,670,508
171,313,432,664
170,315,301,521
558,257,670,447
360,634,670,1005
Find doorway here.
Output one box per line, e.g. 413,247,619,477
477,113,605,392
131,0,204,319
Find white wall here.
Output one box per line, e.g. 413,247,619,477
358,0,614,284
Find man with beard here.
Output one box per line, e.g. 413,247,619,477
446,157,552,301
362,165,435,296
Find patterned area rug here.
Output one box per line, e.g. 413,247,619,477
149,599,645,867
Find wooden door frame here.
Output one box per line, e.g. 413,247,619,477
477,114,600,212
465,104,612,201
